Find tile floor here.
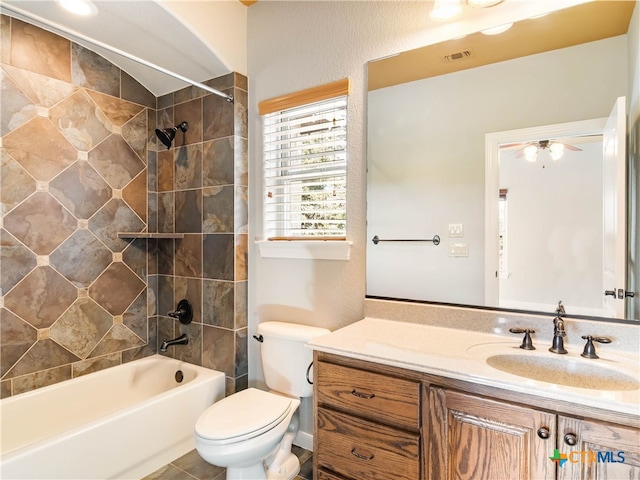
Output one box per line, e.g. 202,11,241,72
144,445,313,480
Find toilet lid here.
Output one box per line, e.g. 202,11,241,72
195,388,293,443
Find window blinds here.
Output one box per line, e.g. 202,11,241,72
263,95,347,239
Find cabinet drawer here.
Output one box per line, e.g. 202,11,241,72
317,407,420,480
317,361,420,430
317,469,347,480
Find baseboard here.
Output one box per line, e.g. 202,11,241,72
293,431,313,451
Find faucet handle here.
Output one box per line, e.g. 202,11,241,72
509,327,536,350
580,335,612,359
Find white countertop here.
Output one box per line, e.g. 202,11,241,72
308,317,640,417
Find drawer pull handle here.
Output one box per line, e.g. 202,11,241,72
351,448,375,461
351,389,375,399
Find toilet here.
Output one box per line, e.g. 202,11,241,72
194,321,330,480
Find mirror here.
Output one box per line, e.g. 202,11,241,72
366,1,637,321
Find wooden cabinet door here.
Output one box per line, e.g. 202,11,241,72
557,416,640,480
428,387,556,480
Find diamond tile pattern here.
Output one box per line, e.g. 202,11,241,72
1,65,37,137
50,298,112,359
89,262,145,316
3,266,77,329
89,135,145,189
1,228,37,295
50,230,112,288
1,17,248,402
2,116,77,181
49,161,112,219
1,149,36,215
89,198,145,252
1,18,155,394
3,192,76,255
49,89,111,151
0,308,37,377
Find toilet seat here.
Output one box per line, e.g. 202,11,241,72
195,388,294,445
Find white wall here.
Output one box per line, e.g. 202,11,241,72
246,0,639,444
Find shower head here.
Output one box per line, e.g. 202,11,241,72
155,121,188,149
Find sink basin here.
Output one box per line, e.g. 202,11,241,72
485,354,640,391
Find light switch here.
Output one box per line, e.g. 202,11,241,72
448,223,464,238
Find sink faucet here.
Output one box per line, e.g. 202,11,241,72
160,333,188,353
549,301,568,354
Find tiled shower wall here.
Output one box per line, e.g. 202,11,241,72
0,15,248,398
153,74,249,395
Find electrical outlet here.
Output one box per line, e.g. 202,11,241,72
449,243,469,257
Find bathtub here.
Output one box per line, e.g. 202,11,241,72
0,355,225,480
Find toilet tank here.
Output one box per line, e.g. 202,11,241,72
258,321,330,398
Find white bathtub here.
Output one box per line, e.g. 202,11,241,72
0,355,225,480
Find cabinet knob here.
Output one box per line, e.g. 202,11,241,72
351,448,375,461
537,427,550,439
564,433,578,446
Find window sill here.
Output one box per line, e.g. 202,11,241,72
256,240,352,261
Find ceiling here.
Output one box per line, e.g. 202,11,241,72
369,0,635,91
0,0,247,96
2,0,631,97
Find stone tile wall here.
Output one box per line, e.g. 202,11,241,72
0,16,156,397
0,15,248,398
153,73,249,395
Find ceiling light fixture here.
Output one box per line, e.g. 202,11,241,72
524,140,566,162
430,0,463,21
480,22,514,35
56,0,98,17
549,142,565,161
467,0,505,7
524,144,538,162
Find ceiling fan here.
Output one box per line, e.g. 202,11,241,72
500,137,595,162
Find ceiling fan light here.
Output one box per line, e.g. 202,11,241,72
480,22,514,35
467,0,504,7
524,145,538,162
430,0,463,21
549,142,565,161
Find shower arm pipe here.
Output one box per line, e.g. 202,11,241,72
0,2,234,103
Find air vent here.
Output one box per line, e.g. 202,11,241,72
440,48,476,63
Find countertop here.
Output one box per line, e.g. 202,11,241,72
308,317,640,417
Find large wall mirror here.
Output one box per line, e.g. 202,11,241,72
366,1,638,321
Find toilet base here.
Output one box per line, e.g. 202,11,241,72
226,462,268,480
266,452,300,480
224,453,299,480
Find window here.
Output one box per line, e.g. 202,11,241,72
260,79,348,240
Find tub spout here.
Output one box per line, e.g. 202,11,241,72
160,334,188,352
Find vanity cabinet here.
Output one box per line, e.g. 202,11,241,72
314,351,639,480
